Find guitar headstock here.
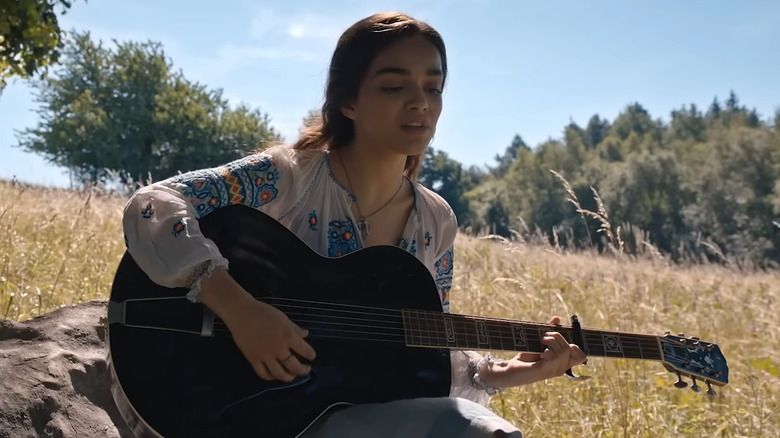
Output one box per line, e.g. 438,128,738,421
660,333,729,395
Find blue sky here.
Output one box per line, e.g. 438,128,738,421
1,0,778,187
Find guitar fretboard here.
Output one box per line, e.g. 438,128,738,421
402,310,663,361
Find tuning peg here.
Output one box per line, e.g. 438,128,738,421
674,372,688,388
706,381,717,396
690,377,701,393
678,333,685,337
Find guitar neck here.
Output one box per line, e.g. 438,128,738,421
402,310,663,361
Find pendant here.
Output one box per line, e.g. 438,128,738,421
356,218,371,240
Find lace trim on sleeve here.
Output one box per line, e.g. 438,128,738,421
184,258,230,303
469,352,505,395
450,351,496,406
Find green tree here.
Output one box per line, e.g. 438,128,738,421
681,126,779,266
492,134,529,177
585,114,610,149
669,103,706,142
0,0,81,91
18,31,280,186
707,96,722,120
610,103,660,142
419,147,472,225
601,152,687,254
564,121,587,165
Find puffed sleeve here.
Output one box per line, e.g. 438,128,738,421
421,189,496,406
122,145,298,301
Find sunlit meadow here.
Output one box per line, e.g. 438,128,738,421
1,178,777,437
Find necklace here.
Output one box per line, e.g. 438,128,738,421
336,150,405,241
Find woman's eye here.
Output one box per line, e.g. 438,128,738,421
428,87,443,95
382,86,403,93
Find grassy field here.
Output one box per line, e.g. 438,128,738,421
1,178,778,437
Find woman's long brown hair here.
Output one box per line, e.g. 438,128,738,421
289,12,448,180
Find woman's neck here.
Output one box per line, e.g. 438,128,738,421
331,143,408,213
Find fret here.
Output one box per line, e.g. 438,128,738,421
414,310,422,346
443,315,457,346
403,311,664,363
496,320,506,351
422,309,431,347
582,330,663,360
538,327,547,353
401,309,411,345
474,318,489,348
461,316,475,349
402,309,423,347
413,310,423,346
460,315,481,350
603,333,624,357
510,323,529,350
431,313,448,348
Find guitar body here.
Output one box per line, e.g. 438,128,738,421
107,205,451,438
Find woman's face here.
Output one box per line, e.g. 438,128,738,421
342,34,444,157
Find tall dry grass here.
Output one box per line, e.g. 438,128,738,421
1,177,778,437
0,179,126,321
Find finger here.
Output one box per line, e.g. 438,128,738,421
548,316,562,325
295,324,309,338
516,352,541,362
292,336,317,362
253,361,273,381
282,355,312,376
542,333,565,354
266,358,297,382
546,332,571,353
570,345,587,365
541,347,556,361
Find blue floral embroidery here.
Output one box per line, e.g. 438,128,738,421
172,154,280,219
435,247,454,278
172,219,187,237
424,231,432,249
434,247,454,313
399,238,409,250
410,240,417,256
436,279,451,313
328,219,358,257
141,202,154,218
308,210,318,230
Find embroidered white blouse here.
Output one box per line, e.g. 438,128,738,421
122,145,490,406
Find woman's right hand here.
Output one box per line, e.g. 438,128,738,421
199,267,317,382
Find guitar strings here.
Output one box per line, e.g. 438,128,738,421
205,296,663,359
239,295,662,340
215,298,662,356
210,319,687,364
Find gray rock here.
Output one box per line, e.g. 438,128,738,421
0,300,132,438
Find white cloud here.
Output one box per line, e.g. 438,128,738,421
248,8,344,41
249,7,284,39
284,15,343,40
217,43,318,64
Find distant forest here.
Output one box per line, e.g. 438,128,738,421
14,33,779,268
419,92,780,269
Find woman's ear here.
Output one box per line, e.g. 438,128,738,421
341,102,356,120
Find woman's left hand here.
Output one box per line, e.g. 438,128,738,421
478,316,588,388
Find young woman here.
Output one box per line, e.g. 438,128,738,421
122,11,586,437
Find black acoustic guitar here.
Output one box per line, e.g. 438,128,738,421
106,205,729,438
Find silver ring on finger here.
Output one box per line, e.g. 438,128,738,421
281,353,294,366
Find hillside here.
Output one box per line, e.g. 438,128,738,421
1,178,778,437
